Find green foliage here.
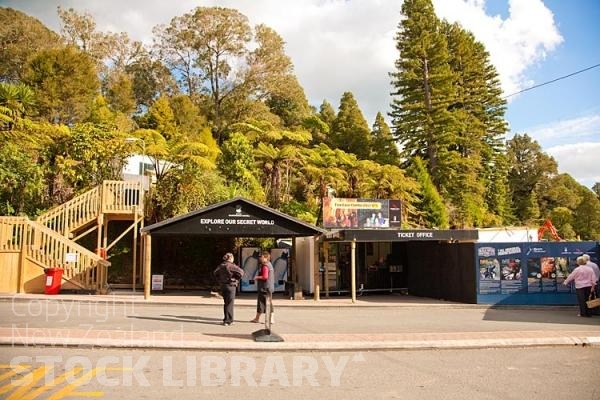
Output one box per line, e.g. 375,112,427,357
1,4,595,243
370,112,400,165
0,7,61,82
507,134,558,223
572,190,600,240
407,157,448,228
217,132,263,199
24,46,100,124
48,123,129,193
148,166,229,222
0,141,45,215
330,92,372,160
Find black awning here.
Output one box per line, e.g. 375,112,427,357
141,197,325,237
324,229,478,242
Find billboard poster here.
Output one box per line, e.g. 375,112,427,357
240,247,261,292
476,241,597,305
478,256,501,294
500,258,522,294
322,198,401,229
478,245,524,295
270,248,289,293
555,256,575,293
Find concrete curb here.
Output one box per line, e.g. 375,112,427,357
2,336,598,351
1,327,598,351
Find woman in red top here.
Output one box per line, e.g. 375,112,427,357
250,251,275,323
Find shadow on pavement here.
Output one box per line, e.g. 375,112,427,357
483,306,600,326
127,314,223,326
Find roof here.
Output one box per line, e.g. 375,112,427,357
323,228,478,242
141,197,325,237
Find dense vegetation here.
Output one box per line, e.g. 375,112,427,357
1,2,599,240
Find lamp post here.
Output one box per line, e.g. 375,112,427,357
124,137,146,293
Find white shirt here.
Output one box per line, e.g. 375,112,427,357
587,260,600,281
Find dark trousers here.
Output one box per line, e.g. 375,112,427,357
575,286,592,317
257,289,273,314
221,284,237,323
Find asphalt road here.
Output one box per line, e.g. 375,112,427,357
1,346,599,399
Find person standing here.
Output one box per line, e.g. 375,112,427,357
563,256,596,317
250,251,275,324
582,254,600,285
583,254,600,315
213,252,244,326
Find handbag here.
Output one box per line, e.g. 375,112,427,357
586,290,600,309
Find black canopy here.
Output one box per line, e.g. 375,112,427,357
141,197,325,237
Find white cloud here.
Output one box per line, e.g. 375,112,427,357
546,142,600,188
433,0,563,97
526,114,600,145
5,0,563,122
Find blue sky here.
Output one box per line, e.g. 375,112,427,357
3,0,599,187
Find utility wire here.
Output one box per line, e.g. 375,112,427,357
503,62,600,99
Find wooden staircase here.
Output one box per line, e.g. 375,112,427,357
0,180,144,294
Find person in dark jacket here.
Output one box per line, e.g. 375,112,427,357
250,251,275,324
213,252,244,326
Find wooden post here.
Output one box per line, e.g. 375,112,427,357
143,233,152,300
17,224,27,293
351,239,356,304
132,206,138,292
313,237,320,301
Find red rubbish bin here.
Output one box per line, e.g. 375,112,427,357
44,268,64,295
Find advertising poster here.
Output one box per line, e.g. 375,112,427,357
555,256,573,293
540,257,557,292
478,257,501,294
500,258,523,294
322,198,401,229
527,258,542,293
270,248,289,293
240,247,261,292
476,241,597,305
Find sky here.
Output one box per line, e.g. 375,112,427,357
3,0,599,188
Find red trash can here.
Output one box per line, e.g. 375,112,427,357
44,268,64,295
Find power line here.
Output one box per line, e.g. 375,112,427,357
503,62,600,99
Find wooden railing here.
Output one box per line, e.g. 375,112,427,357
37,187,100,235
101,180,144,214
0,217,110,292
37,180,143,236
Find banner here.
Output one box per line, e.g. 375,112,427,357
322,198,402,229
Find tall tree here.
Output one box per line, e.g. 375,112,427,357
153,7,252,141
389,0,458,189
217,132,263,199
370,112,400,165
407,157,448,228
24,46,99,125
443,21,510,226
0,8,61,82
330,92,371,160
506,134,558,224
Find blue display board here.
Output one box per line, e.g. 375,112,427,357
476,241,598,305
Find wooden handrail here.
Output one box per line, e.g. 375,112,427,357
36,180,144,236
37,187,100,235
0,217,110,292
101,180,144,214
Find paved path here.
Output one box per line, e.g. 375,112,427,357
1,291,599,350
